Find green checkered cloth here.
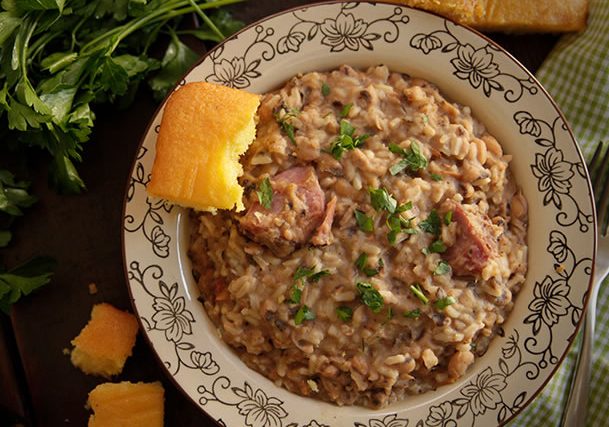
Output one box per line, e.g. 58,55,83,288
509,0,609,426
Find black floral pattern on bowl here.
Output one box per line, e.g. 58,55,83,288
410,21,538,102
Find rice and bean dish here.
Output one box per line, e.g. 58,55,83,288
188,65,528,408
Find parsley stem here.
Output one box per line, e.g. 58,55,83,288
188,0,225,40
81,0,243,55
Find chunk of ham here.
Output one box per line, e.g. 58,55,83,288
444,201,497,276
239,166,326,256
311,195,337,246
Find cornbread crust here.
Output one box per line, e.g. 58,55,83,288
386,0,588,32
71,303,138,377
87,381,164,427
147,82,260,212
389,0,477,22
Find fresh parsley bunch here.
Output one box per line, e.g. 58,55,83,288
0,0,243,193
0,0,243,312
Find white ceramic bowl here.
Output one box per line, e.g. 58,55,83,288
122,2,596,426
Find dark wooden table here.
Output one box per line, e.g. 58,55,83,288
0,1,560,426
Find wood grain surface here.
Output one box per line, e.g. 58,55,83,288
1,1,560,426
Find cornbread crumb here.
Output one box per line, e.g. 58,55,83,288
87,381,164,427
88,283,98,295
62,348,70,356
71,303,138,377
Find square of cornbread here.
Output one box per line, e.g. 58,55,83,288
147,82,260,212
87,381,164,427
71,303,138,377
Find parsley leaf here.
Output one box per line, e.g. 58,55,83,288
419,209,441,236
355,253,383,277
321,82,330,97
0,170,37,216
433,260,452,276
410,283,429,304
388,141,428,175
435,296,456,310
431,173,443,181
100,56,129,97
0,257,56,314
181,9,245,43
310,270,330,282
289,285,302,304
256,177,273,209
404,308,421,319
274,108,299,145
336,306,352,322
427,240,447,254
354,209,374,233
294,305,315,325
330,119,368,159
369,188,397,214
340,103,353,117
294,266,315,281
149,29,199,101
444,211,453,225
294,266,330,283
384,201,416,245
356,282,384,313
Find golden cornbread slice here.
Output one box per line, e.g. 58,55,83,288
386,0,588,32
71,303,138,377
87,381,164,427
470,0,588,32
147,82,260,212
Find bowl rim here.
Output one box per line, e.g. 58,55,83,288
121,1,597,425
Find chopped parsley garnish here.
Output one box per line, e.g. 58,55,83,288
386,208,417,245
289,285,302,304
356,282,384,313
423,115,429,124
444,211,453,225
410,283,429,304
330,120,369,159
274,108,299,145
404,308,421,319
289,266,330,304
355,253,383,277
435,296,456,310
321,82,331,97
294,305,315,325
340,103,353,117
386,306,393,320
427,240,447,254
433,260,452,276
388,141,428,175
294,266,330,283
431,173,443,181
294,266,314,281
310,270,330,282
369,189,416,244
256,177,273,209
354,210,374,233
336,306,353,322
369,188,398,213
419,209,441,236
